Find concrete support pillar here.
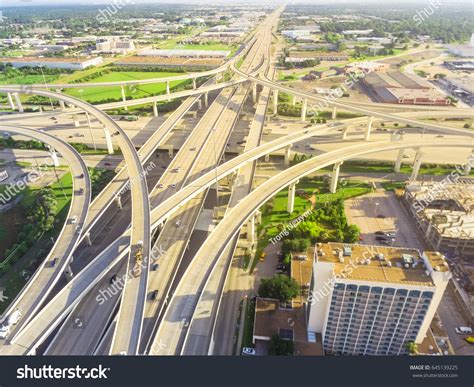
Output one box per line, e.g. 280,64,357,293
264,153,270,162
49,150,60,167
85,112,92,129
103,127,114,155
252,83,257,103
55,90,65,110
166,81,170,96
464,152,473,175
13,93,23,113
84,232,92,246
72,114,80,127
247,215,255,243
65,265,74,281
153,101,158,117
394,149,405,173
204,92,208,107
301,99,308,122
255,210,262,224
342,128,348,140
331,106,337,120
192,78,197,90
168,147,174,158
292,95,296,106
273,90,278,115
115,195,122,210
287,182,296,214
120,86,128,111
365,116,373,141
284,145,292,166
197,99,202,110
410,150,424,181
6,92,15,110
330,161,343,194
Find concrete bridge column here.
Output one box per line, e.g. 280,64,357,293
273,90,278,115
331,106,337,120
330,161,343,194
301,98,308,122
292,95,296,106
247,215,255,243
287,182,296,213
166,81,171,101
410,150,424,181
13,93,23,113
65,265,74,281
6,92,15,110
85,112,92,128
204,92,209,107
49,150,60,167
197,99,202,110
153,101,159,117
72,114,80,127
120,86,128,111
284,144,292,166
365,116,373,141
55,90,65,110
192,78,197,90
341,128,348,140
252,83,257,103
264,153,270,162
103,126,114,155
394,149,405,172
84,232,92,246
464,152,474,175
115,195,122,210
168,147,174,158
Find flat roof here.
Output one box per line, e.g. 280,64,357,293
315,242,438,286
385,87,447,101
0,56,101,63
116,55,223,67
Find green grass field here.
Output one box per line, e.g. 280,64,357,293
0,74,58,85
65,71,190,103
250,179,371,271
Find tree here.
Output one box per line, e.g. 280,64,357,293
268,334,294,355
259,274,300,302
405,341,418,355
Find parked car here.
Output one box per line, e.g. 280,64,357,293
0,325,10,339
455,326,473,334
465,336,474,344
385,232,397,238
242,347,256,356
375,231,385,236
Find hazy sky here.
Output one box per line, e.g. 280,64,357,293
1,0,473,7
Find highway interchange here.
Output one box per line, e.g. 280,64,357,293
0,6,473,356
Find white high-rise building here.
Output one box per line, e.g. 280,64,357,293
307,243,451,355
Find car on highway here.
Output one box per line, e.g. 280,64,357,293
158,183,164,189
242,347,256,356
170,183,176,189
175,219,182,227
104,162,111,166
455,326,472,334
152,263,159,271
190,147,197,151
151,290,159,300
50,258,58,268
70,216,78,224
5,309,22,326
78,173,84,179
377,214,386,218
384,232,397,238
403,154,410,159
110,274,118,284
0,325,10,339
78,188,84,195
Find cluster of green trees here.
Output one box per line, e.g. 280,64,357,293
279,198,360,256
0,137,46,151
88,168,115,199
268,334,295,356
0,63,71,76
259,274,300,302
1,187,57,274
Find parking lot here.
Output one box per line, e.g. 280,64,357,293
345,186,474,355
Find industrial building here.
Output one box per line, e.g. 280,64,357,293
307,243,450,355
404,179,474,258
0,56,103,70
362,71,450,105
437,76,474,106
138,49,230,58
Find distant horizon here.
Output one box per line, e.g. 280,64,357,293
2,0,474,8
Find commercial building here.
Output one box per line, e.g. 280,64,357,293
437,76,474,106
115,55,222,70
444,60,474,72
362,71,450,105
138,49,230,58
286,51,349,62
307,243,451,355
0,56,103,70
95,38,135,53
404,179,474,258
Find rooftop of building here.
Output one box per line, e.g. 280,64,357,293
405,180,474,239
116,55,223,67
315,242,449,286
384,87,448,101
0,56,101,63
364,70,433,90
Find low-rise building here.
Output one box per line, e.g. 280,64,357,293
438,76,474,106
0,56,103,70
138,49,230,58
